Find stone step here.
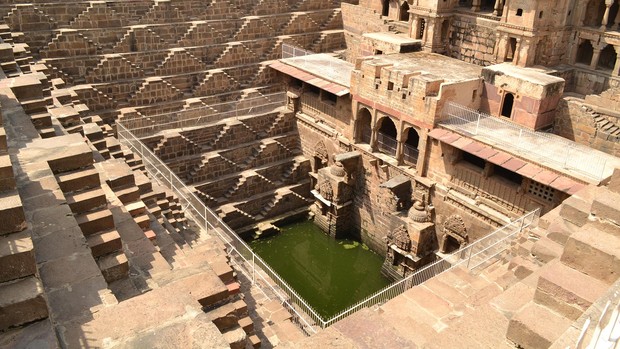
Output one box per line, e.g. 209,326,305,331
222,326,247,349
86,230,122,258
591,189,620,225
140,189,165,206
534,260,609,321
56,166,100,193
114,185,141,204
0,190,26,236
561,223,620,284
66,187,106,214
507,256,539,280
133,213,150,230
125,200,146,217
38,128,56,139
0,128,6,153
248,334,261,349
530,236,563,264
46,139,94,174
29,112,52,129
506,302,572,349
0,230,35,283
238,316,253,334
208,302,241,332
0,154,16,191
133,171,152,194
0,276,48,331
76,209,114,236
97,251,129,283
558,195,591,227
211,261,235,284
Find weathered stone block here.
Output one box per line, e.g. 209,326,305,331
0,230,35,283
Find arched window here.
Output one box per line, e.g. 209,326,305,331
583,0,606,27
400,1,410,21
576,40,594,65
598,45,617,71
501,93,515,118
403,128,420,166
382,0,389,16
356,108,372,144
506,37,517,62
516,8,523,16
377,117,398,156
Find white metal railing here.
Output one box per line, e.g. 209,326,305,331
402,143,419,166
121,92,286,139
280,43,353,88
118,119,540,332
282,43,314,59
376,132,397,156
441,102,613,182
321,208,540,328
117,121,323,335
571,290,620,349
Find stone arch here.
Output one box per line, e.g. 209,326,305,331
400,1,410,21
313,140,329,172
576,40,594,65
377,116,398,156
403,127,420,165
356,107,372,143
501,92,515,118
598,44,617,71
382,0,389,16
583,0,606,27
440,215,468,253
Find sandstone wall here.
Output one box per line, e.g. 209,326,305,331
448,16,497,66
554,97,620,157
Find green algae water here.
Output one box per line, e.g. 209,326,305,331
249,220,391,318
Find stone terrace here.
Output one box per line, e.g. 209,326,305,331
0,38,305,348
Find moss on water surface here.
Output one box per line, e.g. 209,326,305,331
249,220,391,318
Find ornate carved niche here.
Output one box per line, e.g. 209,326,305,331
315,140,329,167
439,214,469,254
318,179,334,202
386,225,412,264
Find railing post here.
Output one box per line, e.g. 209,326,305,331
252,254,256,285
475,110,481,135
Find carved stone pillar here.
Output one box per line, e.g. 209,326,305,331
590,46,602,69
421,18,428,44
615,4,620,30
411,15,420,39
493,0,502,16
569,38,581,65
396,135,404,165
613,45,620,76
513,37,522,65
601,1,612,29
472,0,481,12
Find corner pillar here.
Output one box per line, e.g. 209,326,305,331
493,0,503,16
613,45,620,76
411,15,419,39
472,0,481,12
601,1,613,29
590,46,603,69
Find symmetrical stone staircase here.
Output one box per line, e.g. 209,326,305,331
0,46,276,348
0,0,351,122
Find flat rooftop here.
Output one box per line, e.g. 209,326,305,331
440,103,620,183
362,52,483,84
362,32,421,46
279,53,354,88
483,63,565,86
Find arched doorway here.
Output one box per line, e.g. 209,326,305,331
382,0,389,16
501,92,515,118
356,108,372,144
506,37,517,62
583,0,606,27
598,45,617,71
400,1,410,21
576,40,594,65
377,117,398,156
402,127,420,166
439,215,468,254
